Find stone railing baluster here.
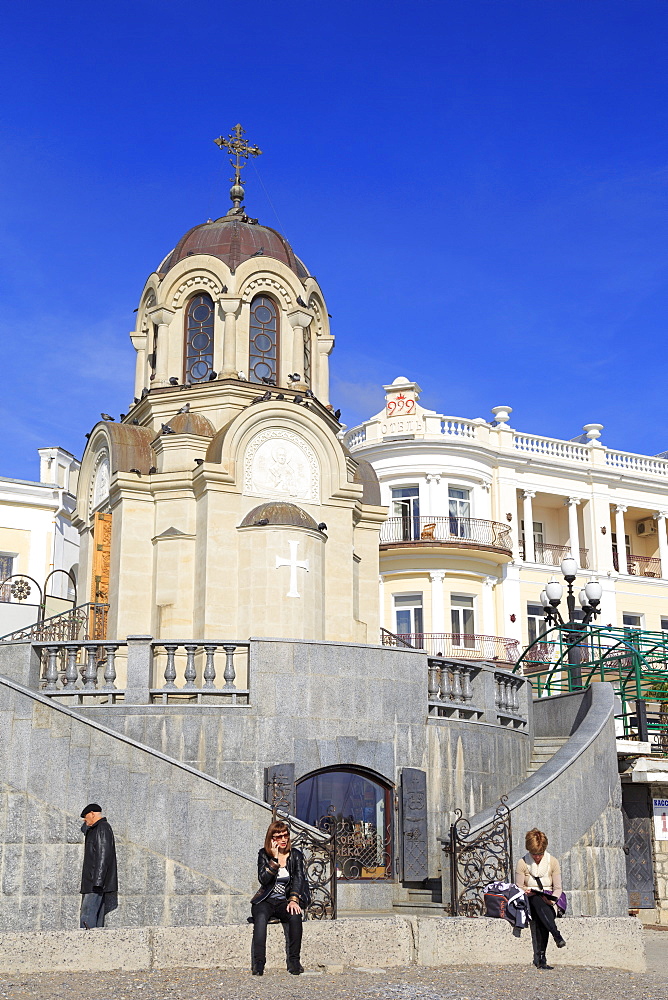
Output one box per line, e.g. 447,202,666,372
222,644,237,691
494,673,504,711
102,644,119,690
183,644,198,689
460,666,473,703
451,665,463,703
511,679,521,714
163,644,178,689
439,662,452,701
203,645,217,688
44,646,60,692
64,646,79,688
428,660,441,702
83,646,98,690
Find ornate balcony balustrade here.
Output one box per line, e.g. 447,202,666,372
381,629,519,664
380,515,512,553
519,540,590,570
613,552,662,578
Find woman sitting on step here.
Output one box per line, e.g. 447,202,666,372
515,828,566,970
250,820,308,976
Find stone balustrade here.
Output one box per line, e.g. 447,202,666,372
427,657,528,728
150,641,249,704
33,638,250,705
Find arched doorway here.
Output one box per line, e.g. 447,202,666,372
296,767,393,880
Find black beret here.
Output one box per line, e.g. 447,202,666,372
80,803,102,818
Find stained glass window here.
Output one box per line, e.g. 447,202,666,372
184,294,215,383
249,295,278,384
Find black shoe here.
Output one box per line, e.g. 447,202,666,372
555,934,566,948
252,966,264,976
538,952,553,970
287,962,304,975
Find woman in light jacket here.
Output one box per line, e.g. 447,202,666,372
250,820,308,976
515,828,566,970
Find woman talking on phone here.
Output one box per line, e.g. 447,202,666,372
250,819,308,976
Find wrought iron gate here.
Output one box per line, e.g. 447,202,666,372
266,768,337,919
443,798,513,916
622,784,655,909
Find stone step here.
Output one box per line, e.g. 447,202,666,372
527,736,568,776
392,899,446,914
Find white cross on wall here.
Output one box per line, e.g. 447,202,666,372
275,540,309,598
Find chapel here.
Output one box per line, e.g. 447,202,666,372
74,127,385,644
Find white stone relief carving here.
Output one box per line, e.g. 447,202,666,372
244,429,319,502
171,276,222,308
91,454,110,513
275,540,309,598
243,277,293,307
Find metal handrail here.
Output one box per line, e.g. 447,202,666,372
0,603,109,643
383,631,520,663
380,515,512,551
519,540,590,569
613,552,662,577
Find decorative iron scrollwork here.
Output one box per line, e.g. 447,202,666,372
444,796,512,916
268,774,337,919
317,809,393,881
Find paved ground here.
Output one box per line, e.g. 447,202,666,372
0,932,665,1000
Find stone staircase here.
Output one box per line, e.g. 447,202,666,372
390,737,570,917
526,736,568,775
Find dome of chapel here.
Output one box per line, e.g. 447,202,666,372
158,216,309,280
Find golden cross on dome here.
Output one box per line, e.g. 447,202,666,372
214,124,262,210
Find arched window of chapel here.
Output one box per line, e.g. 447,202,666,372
249,295,279,384
184,293,215,383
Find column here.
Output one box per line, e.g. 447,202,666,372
522,491,536,562
429,571,446,635
378,575,386,630
287,308,313,389
147,307,175,387
317,336,334,405
426,474,441,516
482,576,498,636
566,497,581,567
614,505,628,575
218,297,241,378
654,511,668,580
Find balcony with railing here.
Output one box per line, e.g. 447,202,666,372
380,515,512,555
613,552,662,578
381,628,520,665
519,540,590,570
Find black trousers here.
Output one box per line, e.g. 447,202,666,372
528,893,559,954
251,898,302,970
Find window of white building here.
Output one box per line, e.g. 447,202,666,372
0,554,13,602
623,612,644,630
448,487,471,538
527,602,548,651
391,486,420,541
661,617,668,634
521,520,544,558
394,593,423,644
451,594,475,648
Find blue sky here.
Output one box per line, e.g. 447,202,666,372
1,0,666,481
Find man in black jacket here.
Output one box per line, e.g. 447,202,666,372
79,803,118,929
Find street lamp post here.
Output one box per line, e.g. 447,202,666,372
539,556,603,689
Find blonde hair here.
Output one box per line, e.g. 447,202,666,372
525,828,548,854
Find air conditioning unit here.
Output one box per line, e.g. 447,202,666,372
636,517,657,536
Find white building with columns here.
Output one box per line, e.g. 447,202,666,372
345,377,668,660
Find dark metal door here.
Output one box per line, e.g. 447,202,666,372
401,768,428,881
622,784,655,909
